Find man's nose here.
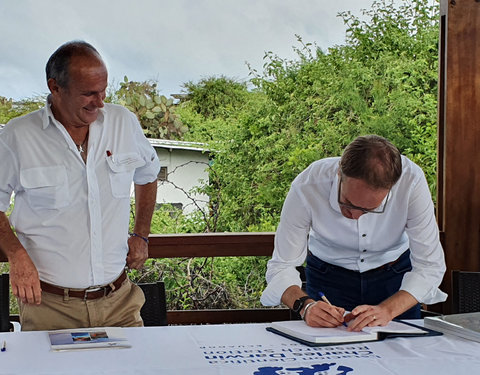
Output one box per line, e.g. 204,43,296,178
350,209,364,220
94,93,104,107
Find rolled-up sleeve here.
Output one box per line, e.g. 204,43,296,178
0,136,18,212
260,187,311,306
130,113,160,185
402,171,447,304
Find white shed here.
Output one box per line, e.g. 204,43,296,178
149,139,210,214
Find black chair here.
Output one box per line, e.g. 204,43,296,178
452,270,480,314
138,281,168,326
0,273,12,332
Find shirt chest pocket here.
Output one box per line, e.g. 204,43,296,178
20,166,70,210
106,152,145,198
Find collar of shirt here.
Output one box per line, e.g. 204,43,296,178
42,95,106,130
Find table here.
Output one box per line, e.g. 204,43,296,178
0,321,479,374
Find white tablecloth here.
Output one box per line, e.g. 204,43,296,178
0,321,479,374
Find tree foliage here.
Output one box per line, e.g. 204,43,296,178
180,0,440,232
0,96,44,124
182,76,249,119
108,77,187,139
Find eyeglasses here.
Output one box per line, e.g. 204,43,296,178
337,179,390,214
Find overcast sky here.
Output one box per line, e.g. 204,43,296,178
1,0,402,101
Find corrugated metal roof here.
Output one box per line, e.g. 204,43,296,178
148,138,209,152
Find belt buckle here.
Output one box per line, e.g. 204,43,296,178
83,286,106,300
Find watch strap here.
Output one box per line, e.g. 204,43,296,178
292,295,311,313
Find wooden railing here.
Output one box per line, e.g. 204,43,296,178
1,232,292,324
148,232,290,324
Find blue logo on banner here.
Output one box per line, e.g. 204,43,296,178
254,363,354,374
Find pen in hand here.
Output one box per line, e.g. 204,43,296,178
319,291,348,327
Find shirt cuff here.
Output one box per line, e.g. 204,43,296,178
133,156,160,185
400,272,448,305
0,191,12,212
260,269,302,306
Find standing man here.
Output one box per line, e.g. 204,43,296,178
0,41,160,330
261,135,446,331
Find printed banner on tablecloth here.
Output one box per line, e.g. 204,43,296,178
199,341,380,374
176,322,480,375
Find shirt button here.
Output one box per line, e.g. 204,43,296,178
363,249,367,252
362,234,366,237
360,259,365,262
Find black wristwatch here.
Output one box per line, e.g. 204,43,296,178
292,295,311,314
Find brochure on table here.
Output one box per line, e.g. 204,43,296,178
48,327,131,351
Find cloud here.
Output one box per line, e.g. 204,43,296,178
0,0,394,100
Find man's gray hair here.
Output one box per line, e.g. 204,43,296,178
45,41,100,88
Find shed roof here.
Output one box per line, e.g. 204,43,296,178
149,138,209,152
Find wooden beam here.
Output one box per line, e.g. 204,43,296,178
438,0,480,313
0,232,275,262
167,308,290,325
147,232,275,258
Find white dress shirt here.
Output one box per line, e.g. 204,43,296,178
0,101,160,288
261,156,447,306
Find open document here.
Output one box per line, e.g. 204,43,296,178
267,319,441,346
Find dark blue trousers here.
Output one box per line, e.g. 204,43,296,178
305,249,421,319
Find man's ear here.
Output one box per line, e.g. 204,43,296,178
47,78,60,95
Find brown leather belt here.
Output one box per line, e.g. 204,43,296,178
40,271,127,300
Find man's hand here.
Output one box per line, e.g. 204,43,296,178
9,249,41,305
126,235,149,270
344,291,419,331
344,305,392,331
304,301,346,328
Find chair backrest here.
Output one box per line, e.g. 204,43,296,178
452,270,480,314
0,274,10,332
138,281,168,326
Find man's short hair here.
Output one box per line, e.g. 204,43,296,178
45,41,100,88
339,135,402,189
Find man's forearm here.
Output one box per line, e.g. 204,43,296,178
281,285,312,310
133,181,157,236
0,211,42,304
0,211,25,259
379,290,418,319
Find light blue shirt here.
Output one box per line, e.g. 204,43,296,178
0,100,160,288
261,156,447,306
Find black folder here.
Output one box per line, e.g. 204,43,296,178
266,320,442,347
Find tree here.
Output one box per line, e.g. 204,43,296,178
182,76,249,119
0,96,44,124
194,0,440,231
108,77,187,139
